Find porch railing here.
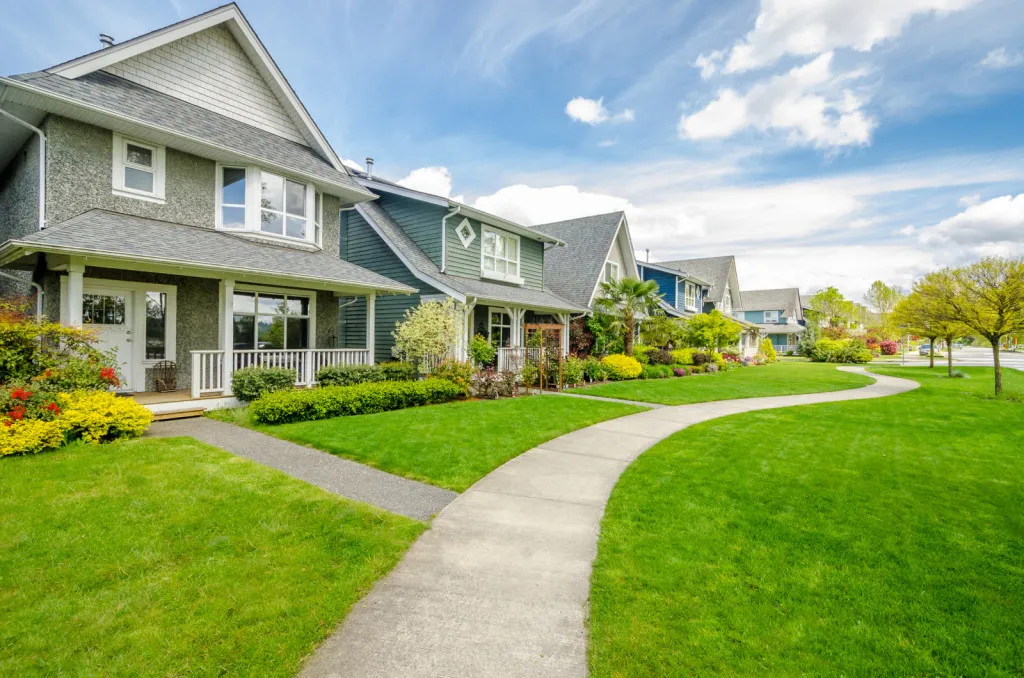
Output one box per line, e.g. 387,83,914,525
190,348,371,398
496,347,544,373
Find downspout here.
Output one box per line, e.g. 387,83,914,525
0,102,46,231
440,205,462,273
0,270,43,320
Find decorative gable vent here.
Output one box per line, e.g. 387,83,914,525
456,218,476,248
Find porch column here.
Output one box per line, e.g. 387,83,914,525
365,291,376,365
221,279,234,395
559,313,571,355
67,260,85,327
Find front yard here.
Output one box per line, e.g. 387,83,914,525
0,437,423,677
568,361,873,405
212,396,645,492
588,367,1024,676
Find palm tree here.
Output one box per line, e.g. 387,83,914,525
593,277,664,355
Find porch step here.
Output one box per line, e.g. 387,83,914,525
152,408,206,421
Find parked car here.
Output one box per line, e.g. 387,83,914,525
919,344,931,356
952,342,964,349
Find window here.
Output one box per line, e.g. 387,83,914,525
220,167,247,229
604,261,620,283
685,282,697,309
112,133,164,201
145,292,167,359
260,171,307,239
456,219,476,247
83,294,126,325
216,164,318,244
722,287,733,313
481,227,520,283
489,309,512,347
314,191,323,247
764,310,780,323
232,290,310,350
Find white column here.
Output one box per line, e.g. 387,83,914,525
365,291,376,365
66,260,85,327
560,313,571,355
221,279,234,394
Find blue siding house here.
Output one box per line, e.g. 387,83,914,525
637,261,710,317
736,288,806,353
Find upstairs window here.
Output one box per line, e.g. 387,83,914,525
685,282,697,309
604,261,620,283
112,133,165,202
220,167,247,230
764,310,780,323
217,165,318,245
722,287,733,313
481,227,521,283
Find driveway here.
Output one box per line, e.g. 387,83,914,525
878,346,1024,370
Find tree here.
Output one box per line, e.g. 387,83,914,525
864,281,906,339
639,315,687,349
392,298,461,367
893,285,968,375
807,286,856,329
593,277,664,355
919,257,1024,394
683,309,742,351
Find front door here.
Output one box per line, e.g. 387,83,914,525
82,288,134,390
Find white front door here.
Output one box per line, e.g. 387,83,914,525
82,287,134,390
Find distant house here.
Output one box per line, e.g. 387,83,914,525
637,261,711,318
737,288,806,354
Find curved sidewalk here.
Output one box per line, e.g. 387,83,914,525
301,368,918,678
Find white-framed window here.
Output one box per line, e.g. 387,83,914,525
112,133,165,202
603,261,620,284
216,164,319,245
232,290,312,350
481,227,521,283
764,310,780,323
456,218,476,248
488,308,513,347
685,282,697,309
722,286,733,313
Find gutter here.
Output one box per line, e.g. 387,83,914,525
0,96,46,231
440,205,461,273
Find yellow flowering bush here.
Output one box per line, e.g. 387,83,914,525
59,391,152,444
0,418,67,457
600,354,643,380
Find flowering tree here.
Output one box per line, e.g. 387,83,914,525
392,298,462,368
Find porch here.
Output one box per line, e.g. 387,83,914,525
189,347,371,398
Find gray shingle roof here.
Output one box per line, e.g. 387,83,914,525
356,201,583,312
739,288,803,320
4,209,415,293
657,256,737,306
4,71,366,195
532,212,624,309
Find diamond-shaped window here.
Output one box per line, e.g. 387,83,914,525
456,218,476,248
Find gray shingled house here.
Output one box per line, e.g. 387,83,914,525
0,5,415,414
736,288,806,353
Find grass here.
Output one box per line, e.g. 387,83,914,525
0,437,424,677
210,396,645,492
568,361,873,405
588,366,1024,676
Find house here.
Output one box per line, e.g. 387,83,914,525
636,261,711,318
0,4,415,411
737,288,806,354
336,170,585,364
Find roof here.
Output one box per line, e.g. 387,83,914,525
754,323,805,336
656,256,737,306
0,70,370,200
532,212,624,309
0,210,415,294
637,261,712,287
355,201,583,312
739,288,803,320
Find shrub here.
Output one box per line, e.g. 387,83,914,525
250,378,463,424
392,298,460,367
810,338,872,364
498,370,518,397
671,348,695,365
880,340,899,355
431,360,474,395
472,368,501,399
316,364,383,387
601,354,643,380
691,351,712,366
520,363,539,388
785,350,794,356
582,356,607,382
950,369,970,379
691,364,706,374
59,391,152,444
632,345,654,365
641,364,672,379
0,418,66,457
760,338,777,362
647,349,674,365
378,361,417,381
231,367,296,402
468,334,497,366
562,356,585,387
673,367,691,377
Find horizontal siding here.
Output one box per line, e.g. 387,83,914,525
446,216,544,290
641,267,677,306
377,193,446,266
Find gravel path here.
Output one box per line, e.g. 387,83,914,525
148,417,456,521
300,368,919,678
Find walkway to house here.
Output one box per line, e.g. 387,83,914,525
147,417,457,521
300,368,918,678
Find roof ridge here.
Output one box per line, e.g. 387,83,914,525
533,211,624,228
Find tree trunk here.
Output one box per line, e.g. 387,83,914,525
624,314,634,356
992,339,1002,395
945,335,953,377
929,337,936,369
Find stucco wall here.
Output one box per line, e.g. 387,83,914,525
0,134,41,299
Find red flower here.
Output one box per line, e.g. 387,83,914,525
10,387,32,401
43,369,54,378
9,405,26,421
99,367,120,387
47,402,61,415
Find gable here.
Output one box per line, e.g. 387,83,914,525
101,25,305,144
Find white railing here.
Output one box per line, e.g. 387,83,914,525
190,350,224,398
496,347,544,373
190,348,371,397
775,344,800,354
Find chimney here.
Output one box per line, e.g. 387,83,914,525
645,248,650,263
365,157,374,179
99,34,115,48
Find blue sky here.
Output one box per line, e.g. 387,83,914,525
4,0,1024,300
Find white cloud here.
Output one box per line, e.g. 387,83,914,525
472,185,632,226
980,47,1024,69
342,158,365,172
916,194,1024,257
396,166,454,198
959,193,982,207
694,50,725,80
679,53,875,149
702,0,982,76
565,97,635,125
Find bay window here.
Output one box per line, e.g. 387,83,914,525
232,291,311,351
481,227,521,283
216,165,319,245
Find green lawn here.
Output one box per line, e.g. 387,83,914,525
568,361,873,405
0,437,423,677
589,367,1024,677
211,396,645,492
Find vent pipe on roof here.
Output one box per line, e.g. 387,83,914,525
645,248,650,263
99,34,115,48
365,157,374,179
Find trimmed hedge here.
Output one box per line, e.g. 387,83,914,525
231,367,296,402
314,361,417,387
601,354,643,380
250,378,463,424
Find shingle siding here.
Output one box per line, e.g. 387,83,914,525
102,24,305,144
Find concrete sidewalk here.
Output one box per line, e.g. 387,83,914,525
148,417,456,521
300,368,918,678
